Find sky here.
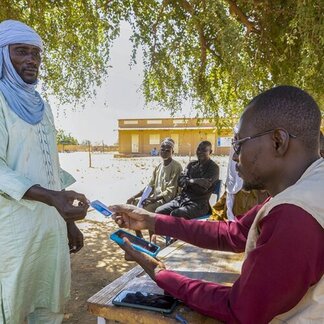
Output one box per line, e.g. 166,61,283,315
51,23,193,145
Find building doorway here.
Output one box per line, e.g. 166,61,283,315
131,134,139,153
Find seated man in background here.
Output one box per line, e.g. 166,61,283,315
127,138,182,237
156,141,219,219
111,86,324,323
150,147,159,156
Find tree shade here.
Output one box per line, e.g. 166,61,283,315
1,0,323,126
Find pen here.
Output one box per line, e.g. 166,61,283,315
175,313,188,324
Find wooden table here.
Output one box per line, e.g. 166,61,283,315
87,240,243,323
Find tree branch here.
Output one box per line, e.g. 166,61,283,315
225,0,259,33
177,0,221,69
150,0,170,65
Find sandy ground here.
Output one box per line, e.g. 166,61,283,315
59,152,229,323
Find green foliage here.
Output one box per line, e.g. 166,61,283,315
0,0,122,105
1,0,323,125
124,0,323,125
56,129,78,145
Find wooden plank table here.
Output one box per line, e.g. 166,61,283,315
87,240,243,323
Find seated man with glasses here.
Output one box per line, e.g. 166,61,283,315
126,138,182,238
111,86,324,323
155,141,219,219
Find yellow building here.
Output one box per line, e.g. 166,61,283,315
118,118,232,156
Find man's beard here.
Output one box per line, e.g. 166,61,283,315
242,181,265,191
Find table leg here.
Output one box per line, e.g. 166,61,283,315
97,317,106,324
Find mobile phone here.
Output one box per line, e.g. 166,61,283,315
90,200,112,217
112,290,178,314
110,229,160,257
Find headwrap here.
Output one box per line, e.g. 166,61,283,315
161,137,175,148
0,20,44,124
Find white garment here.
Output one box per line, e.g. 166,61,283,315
0,92,74,324
225,147,243,220
27,308,64,324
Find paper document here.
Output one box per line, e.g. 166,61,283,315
137,186,153,208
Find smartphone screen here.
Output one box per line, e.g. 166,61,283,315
115,230,159,253
113,290,178,312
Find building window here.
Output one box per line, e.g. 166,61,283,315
173,119,187,125
217,137,232,147
149,134,160,145
124,120,138,125
147,120,162,124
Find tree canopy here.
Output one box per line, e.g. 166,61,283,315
1,0,323,125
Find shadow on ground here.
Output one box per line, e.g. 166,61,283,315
63,219,135,323
63,218,165,323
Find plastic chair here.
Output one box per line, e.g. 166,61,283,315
194,179,223,219
213,179,222,202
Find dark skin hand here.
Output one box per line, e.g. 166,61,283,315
189,178,212,189
110,204,156,232
111,204,157,261
67,221,84,253
126,190,144,205
24,185,89,222
142,196,161,206
24,185,89,254
126,196,137,205
118,237,166,281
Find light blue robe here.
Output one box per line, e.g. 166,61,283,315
0,92,74,323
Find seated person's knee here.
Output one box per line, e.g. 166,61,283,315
170,208,189,219
155,205,167,214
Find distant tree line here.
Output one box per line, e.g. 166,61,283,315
56,129,78,145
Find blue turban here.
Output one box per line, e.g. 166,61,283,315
0,20,44,124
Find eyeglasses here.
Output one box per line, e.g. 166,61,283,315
231,129,297,155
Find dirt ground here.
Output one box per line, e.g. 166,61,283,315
62,218,133,323
62,217,166,324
